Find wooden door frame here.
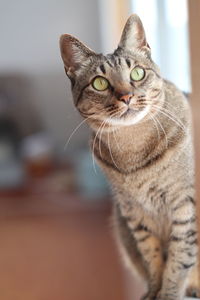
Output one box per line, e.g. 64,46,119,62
188,0,200,266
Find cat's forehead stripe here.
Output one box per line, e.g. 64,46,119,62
111,54,122,67
99,64,106,74
125,58,131,68
106,60,113,68
99,56,130,72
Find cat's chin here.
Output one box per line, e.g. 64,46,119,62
107,106,150,127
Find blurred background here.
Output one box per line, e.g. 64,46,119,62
0,0,199,299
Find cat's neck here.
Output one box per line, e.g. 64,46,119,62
92,117,165,174
96,119,156,154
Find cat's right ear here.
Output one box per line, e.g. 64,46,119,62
118,14,150,54
60,34,95,78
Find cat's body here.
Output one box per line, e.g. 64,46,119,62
93,79,198,299
60,14,199,300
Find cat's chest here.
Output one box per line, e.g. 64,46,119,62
113,170,172,223
118,193,171,242
121,193,171,241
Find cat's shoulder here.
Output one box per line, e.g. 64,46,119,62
164,79,180,92
163,79,189,101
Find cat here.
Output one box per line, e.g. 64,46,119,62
59,14,199,300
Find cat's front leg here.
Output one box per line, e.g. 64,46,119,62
128,223,164,300
157,198,198,300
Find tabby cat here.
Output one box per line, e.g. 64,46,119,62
60,14,199,300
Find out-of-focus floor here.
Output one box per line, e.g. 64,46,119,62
0,213,125,300
0,174,128,300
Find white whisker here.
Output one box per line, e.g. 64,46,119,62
151,104,187,133
107,125,120,171
99,120,109,158
148,112,161,141
92,120,106,175
153,114,168,149
64,117,90,150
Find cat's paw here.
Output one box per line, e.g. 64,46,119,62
155,290,180,300
186,286,200,298
140,291,157,300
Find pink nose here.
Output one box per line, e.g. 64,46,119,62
119,94,133,105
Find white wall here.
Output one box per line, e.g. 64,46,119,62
0,0,101,152
130,0,191,92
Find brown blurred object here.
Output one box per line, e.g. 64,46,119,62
25,155,54,177
21,132,56,177
188,0,200,275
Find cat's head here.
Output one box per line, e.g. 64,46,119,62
60,14,163,130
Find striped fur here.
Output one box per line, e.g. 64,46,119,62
60,14,199,300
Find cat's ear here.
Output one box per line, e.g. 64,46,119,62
118,14,150,53
60,34,95,77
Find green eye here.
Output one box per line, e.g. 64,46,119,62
130,67,145,81
92,76,109,91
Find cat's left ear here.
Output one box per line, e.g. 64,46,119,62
60,34,95,78
118,14,150,54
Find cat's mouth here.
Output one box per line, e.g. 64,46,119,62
120,108,134,118
107,105,150,126
120,106,145,119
